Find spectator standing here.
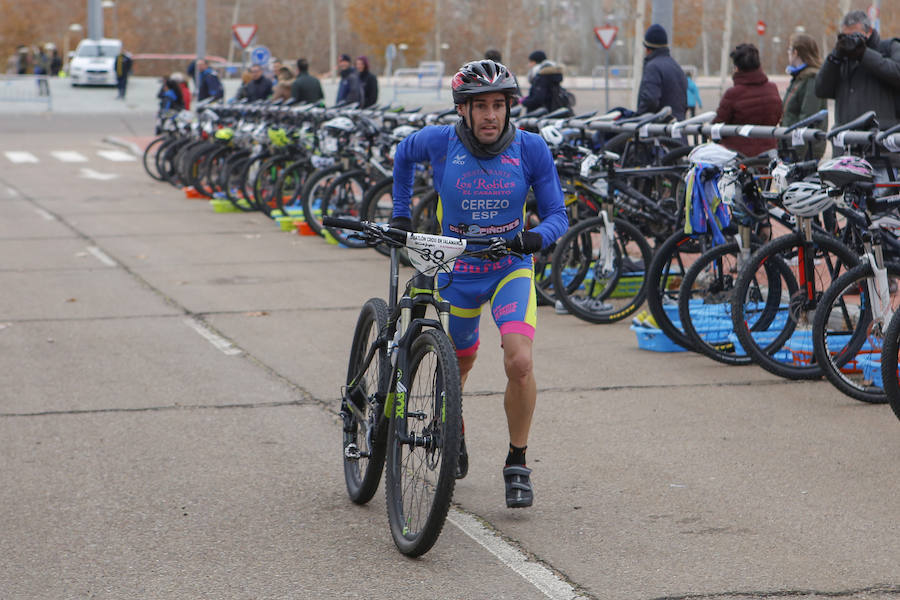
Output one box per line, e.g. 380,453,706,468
484,48,502,63
636,24,687,119
49,47,61,76
114,48,132,100
815,10,900,129
157,78,184,113
171,72,191,110
685,71,701,117
15,46,28,75
335,53,362,106
33,46,50,96
271,66,295,101
244,64,273,101
290,58,324,105
196,59,223,102
233,69,253,101
520,50,564,113
713,43,783,157
782,33,828,157
356,56,378,108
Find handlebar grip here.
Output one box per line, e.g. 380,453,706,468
322,217,364,231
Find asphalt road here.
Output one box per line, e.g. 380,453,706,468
1,112,898,600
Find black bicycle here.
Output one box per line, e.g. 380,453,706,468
326,216,520,556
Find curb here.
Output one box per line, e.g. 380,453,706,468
102,135,143,158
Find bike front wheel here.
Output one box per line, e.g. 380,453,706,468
342,298,390,504
385,328,461,557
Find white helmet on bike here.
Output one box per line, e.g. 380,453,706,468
782,181,834,217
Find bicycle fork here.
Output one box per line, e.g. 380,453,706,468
863,231,891,337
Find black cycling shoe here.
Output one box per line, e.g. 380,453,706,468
503,465,533,508
455,434,469,479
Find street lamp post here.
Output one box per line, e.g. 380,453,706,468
771,36,781,75
63,23,84,73
101,0,118,38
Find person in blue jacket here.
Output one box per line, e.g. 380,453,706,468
391,60,568,508
686,70,701,117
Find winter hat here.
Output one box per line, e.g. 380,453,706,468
528,50,547,63
339,53,351,63
644,24,668,48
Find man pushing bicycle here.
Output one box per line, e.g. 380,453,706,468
391,60,568,508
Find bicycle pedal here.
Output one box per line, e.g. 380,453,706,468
344,443,361,460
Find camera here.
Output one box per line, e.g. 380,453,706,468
836,32,866,54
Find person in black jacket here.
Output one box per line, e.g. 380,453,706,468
815,10,900,129
290,58,324,104
356,56,378,108
520,50,564,113
335,53,362,106
636,24,687,119
244,64,273,101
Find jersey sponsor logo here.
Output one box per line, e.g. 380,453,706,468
500,156,520,166
454,255,514,273
492,301,518,319
448,218,520,237
452,153,467,165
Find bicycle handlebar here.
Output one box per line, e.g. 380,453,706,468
783,108,828,133
826,110,877,138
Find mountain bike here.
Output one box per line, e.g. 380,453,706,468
325,216,520,557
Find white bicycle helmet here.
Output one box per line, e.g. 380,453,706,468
687,142,738,168
539,125,564,147
782,181,834,217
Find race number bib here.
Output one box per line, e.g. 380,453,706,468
405,233,467,276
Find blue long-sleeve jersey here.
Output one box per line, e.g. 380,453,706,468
391,125,568,252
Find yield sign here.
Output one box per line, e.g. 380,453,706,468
232,24,258,49
594,25,618,50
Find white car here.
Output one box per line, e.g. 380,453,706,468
69,38,122,86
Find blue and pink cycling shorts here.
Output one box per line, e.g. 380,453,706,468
437,255,537,357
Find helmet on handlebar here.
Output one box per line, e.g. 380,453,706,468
782,181,834,217
451,60,519,105
817,155,875,187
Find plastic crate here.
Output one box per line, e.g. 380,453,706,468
858,354,883,388
630,324,688,352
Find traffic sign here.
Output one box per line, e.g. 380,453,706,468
756,20,766,35
594,25,618,50
250,45,271,66
231,24,257,49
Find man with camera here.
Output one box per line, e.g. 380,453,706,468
815,10,900,129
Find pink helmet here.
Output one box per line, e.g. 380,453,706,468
451,60,519,105
817,156,875,187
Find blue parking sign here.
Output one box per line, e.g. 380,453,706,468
251,46,271,66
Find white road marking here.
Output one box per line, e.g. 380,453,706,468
447,508,586,600
4,151,38,164
33,207,55,221
97,149,136,162
6,186,18,198
79,168,119,181
184,318,242,356
86,246,117,267
51,150,89,163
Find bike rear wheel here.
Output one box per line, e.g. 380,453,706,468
811,261,900,403
731,231,858,380
549,215,653,323
880,307,900,421
343,298,390,504
385,328,461,557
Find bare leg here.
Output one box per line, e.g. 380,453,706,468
500,333,536,448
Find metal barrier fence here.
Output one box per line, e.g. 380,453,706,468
391,61,444,101
0,75,52,110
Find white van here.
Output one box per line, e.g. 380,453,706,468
69,38,122,86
